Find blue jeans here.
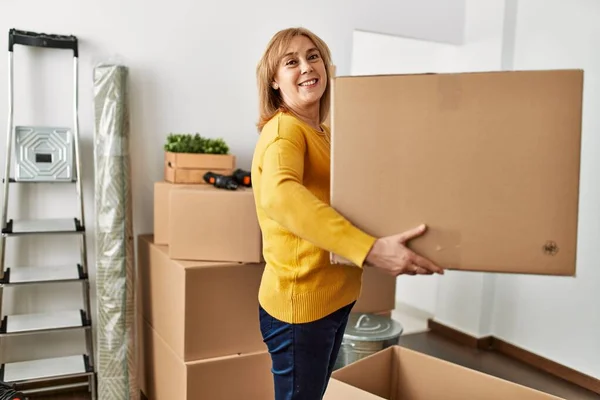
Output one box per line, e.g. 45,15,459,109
259,302,354,400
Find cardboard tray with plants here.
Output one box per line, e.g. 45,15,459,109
163,133,236,184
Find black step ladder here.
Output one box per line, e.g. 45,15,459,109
0,29,96,398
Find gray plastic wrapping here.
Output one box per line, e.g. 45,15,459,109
93,63,139,400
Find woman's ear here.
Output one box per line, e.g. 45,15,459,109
272,82,279,90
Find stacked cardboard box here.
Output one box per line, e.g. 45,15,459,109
138,179,271,398
139,178,396,398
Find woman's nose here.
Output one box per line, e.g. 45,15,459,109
301,60,313,74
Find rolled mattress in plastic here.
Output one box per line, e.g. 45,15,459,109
93,63,138,400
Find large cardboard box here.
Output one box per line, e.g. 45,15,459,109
168,185,263,263
140,317,387,399
137,234,266,361
331,345,564,399
330,70,583,275
154,181,262,262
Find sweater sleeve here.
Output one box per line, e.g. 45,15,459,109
259,133,377,268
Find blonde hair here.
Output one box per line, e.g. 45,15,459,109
256,27,333,131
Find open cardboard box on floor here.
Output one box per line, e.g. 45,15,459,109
330,69,584,276
330,345,564,399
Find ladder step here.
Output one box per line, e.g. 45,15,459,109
3,177,76,184
2,218,84,235
1,265,86,286
0,355,91,383
0,310,89,336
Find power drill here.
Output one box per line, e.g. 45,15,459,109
232,169,252,187
203,169,252,190
203,172,239,190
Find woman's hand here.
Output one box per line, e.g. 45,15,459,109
365,224,445,276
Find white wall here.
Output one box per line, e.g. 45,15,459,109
352,0,600,380
0,0,466,363
491,0,600,379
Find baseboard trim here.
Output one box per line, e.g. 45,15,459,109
491,338,600,395
428,319,600,395
427,319,493,350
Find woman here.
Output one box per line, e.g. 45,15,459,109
251,27,444,399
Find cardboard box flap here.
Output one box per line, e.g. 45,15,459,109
332,347,395,398
393,346,564,400
325,379,386,399
331,70,583,276
333,346,564,400
140,234,239,270
186,350,274,399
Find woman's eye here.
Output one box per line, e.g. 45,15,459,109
285,59,297,66
309,54,319,60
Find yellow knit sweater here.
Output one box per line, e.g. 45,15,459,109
251,111,377,324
